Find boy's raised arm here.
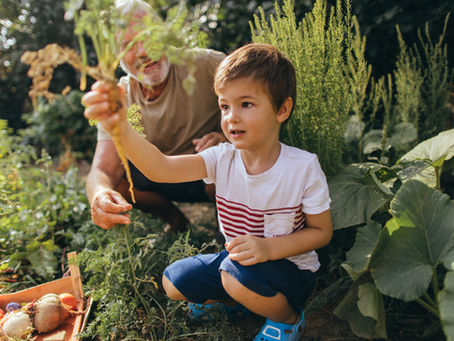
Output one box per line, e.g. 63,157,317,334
82,81,207,183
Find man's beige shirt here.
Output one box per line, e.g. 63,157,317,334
98,48,225,155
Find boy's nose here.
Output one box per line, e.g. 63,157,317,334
227,109,240,123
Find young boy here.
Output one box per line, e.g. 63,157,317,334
82,43,332,341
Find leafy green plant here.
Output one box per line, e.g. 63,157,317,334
20,90,96,160
344,14,452,166
75,210,256,341
329,128,454,339
0,119,90,287
251,0,363,176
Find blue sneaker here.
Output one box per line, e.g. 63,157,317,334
253,311,305,341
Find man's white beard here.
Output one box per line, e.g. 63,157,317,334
120,58,170,88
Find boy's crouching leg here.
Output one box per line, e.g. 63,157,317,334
220,270,297,324
162,274,187,301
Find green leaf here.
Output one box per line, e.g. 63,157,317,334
370,180,454,301
344,115,365,143
400,128,454,166
363,129,387,155
328,163,393,229
397,129,454,187
439,271,454,341
342,221,382,281
26,240,58,280
334,280,387,339
357,282,386,335
388,122,418,151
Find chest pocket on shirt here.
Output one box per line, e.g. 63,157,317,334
264,212,296,237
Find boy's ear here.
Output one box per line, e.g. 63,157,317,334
276,97,293,123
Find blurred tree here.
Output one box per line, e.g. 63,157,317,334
161,0,312,53
0,0,79,131
0,0,452,133
341,0,454,76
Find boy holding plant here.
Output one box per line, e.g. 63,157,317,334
82,43,332,341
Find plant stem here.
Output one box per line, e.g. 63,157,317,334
122,226,157,340
423,292,436,308
416,297,439,317
435,166,441,190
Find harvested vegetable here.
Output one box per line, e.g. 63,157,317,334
32,293,70,333
2,310,33,339
58,293,77,310
21,0,205,206
6,302,21,312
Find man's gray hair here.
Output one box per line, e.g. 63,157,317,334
115,0,153,16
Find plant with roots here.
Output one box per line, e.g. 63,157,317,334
21,0,205,203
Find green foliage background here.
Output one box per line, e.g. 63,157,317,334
1,0,453,132
0,0,453,340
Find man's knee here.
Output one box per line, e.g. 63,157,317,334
162,274,187,301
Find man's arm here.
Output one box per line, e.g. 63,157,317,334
86,139,132,229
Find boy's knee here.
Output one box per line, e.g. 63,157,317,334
162,274,187,301
220,270,247,298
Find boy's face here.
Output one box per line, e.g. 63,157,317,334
217,77,282,152
119,13,170,87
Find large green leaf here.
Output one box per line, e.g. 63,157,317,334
342,221,382,281
26,240,58,280
397,129,454,187
370,180,454,301
400,128,454,164
328,163,393,229
388,122,418,151
334,280,387,339
439,271,454,341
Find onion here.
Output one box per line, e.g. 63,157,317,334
32,293,70,333
2,310,33,339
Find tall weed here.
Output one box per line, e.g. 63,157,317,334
250,0,369,176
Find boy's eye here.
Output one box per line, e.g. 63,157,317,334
220,104,229,111
242,102,253,108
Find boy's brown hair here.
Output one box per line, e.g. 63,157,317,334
214,43,296,121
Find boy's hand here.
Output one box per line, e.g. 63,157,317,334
82,81,127,136
225,235,270,266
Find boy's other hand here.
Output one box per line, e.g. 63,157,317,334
225,235,269,266
193,132,227,152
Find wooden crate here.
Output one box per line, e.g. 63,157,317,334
0,252,92,341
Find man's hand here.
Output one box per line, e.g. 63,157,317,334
90,188,133,229
225,235,270,266
193,132,228,152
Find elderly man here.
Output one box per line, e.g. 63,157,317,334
85,0,226,232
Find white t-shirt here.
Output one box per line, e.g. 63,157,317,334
199,142,331,272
